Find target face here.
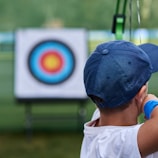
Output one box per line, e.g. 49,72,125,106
28,40,75,84
15,29,88,100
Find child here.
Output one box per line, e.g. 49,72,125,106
80,40,158,158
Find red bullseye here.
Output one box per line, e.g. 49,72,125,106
39,51,64,74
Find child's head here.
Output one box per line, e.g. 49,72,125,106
84,40,158,109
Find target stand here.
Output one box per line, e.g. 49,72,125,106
14,28,88,139
24,99,87,140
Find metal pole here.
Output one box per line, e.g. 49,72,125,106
25,103,32,142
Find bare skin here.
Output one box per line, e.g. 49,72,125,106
138,94,158,157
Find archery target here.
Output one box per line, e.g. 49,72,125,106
14,29,88,100
28,40,75,84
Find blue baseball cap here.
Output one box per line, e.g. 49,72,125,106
84,40,158,108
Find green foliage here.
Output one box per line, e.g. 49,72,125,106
0,0,157,30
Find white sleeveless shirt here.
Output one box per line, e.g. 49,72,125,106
80,109,158,158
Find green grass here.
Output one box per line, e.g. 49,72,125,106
0,132,83,158
1,47,158,157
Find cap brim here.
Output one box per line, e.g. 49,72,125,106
139,43,158,73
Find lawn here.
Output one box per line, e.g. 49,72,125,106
1,42,158,157
0,132,83,158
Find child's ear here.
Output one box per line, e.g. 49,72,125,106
135,84,148,106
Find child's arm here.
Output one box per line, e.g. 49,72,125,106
138,94,158,157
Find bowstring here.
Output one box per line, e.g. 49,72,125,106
129,0,132,41
136,0,142,44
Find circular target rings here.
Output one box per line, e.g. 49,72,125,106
28,40,75,85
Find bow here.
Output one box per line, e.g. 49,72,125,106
112,0,128,40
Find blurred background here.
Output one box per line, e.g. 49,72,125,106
0,0,158,157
